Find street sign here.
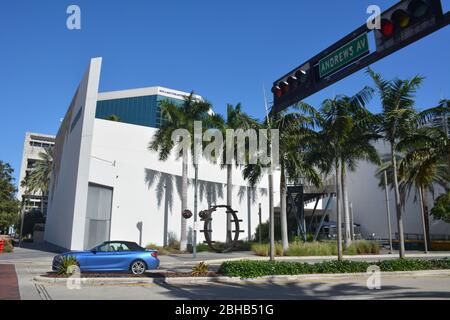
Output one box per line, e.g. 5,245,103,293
272,0,449,113
319,33,369,78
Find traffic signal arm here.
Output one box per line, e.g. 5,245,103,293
273,0,450,113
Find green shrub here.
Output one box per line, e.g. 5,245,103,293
192,262,209,276
58,256,79,275
193,243,210,253
3,240,14,253
218,258,450,278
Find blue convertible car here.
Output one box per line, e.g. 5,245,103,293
52,241,159,275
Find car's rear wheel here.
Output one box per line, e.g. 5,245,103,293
130,260,147,275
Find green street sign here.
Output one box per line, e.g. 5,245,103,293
319,33,369,78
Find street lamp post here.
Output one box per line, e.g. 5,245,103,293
383,170,394,254
258,203,262,244
193,164,199,259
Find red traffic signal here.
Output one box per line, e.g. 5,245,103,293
381,19,395,36
272,85,282,98
377,0,437,39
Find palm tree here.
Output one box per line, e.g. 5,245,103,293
22,147,54,214
106,114,121,122
149,93,212,252
215,104,259,243
397,126,449,250
367,68,424,259
309,87,375,259
336,98,380,248
431,190,450,223
243,104,321,254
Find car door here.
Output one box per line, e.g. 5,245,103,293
113,242,135,270
83,243,122,271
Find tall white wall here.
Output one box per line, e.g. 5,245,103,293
45,58,102,250
89,119,271,247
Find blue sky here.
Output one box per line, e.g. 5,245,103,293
1,0,449,185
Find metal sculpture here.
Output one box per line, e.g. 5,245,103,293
182,209,193,219
199,205,243,253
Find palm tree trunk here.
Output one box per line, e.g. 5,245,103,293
226,164,233,243
420,186,432,251
418,187,428,253
335,157,343,261
269,171,275,261
180,153,188,252
280,161,289,253
40,192,45,215
163,191,169,247
341,164,352,248
391,143,405,259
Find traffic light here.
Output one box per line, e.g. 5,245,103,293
272,63,313,109
272,0,448,113
376,0,443,51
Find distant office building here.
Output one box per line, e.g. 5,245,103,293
17,132,56,214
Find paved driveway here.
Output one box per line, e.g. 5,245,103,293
29,273,450,300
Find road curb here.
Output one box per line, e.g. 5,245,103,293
33,269,450,286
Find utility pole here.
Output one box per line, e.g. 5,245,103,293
258,203,262,244
263,84,275,262
247,187,251,241
193,164,198,258
383,170,394,254
269,173,275,261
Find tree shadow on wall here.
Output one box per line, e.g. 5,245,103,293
144,169,184,246
198,180,225,208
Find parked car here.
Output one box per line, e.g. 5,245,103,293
52,241,159,275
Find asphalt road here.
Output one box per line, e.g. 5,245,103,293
28,274,450,300
2,246,450,300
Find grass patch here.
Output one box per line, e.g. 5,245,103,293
252,241,380,257
251,243,284,257
145,243,180,255
218,259,450,278
286,242,337,256
345,240,380,255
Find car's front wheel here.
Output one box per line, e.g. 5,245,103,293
130,260,147,275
